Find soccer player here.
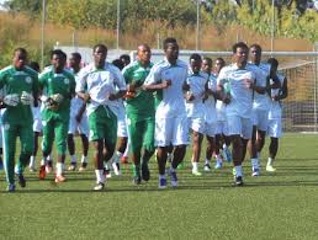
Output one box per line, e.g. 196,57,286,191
214,57,232,165
185,54,209,176
77,44,126,191
0,47,39,192
122,44,155,184
201,57,227,171
119,54,131,68
247,44,280,176
144,37,188,189
28,61,42,172
217,42,255,186
67,52,89,172
266,58,288,171
38,49,76,183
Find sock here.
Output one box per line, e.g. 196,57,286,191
267,157,273,166
29,156,35,168
192,161,198,172
40,158,46,166
81,155,87,163
47,154,52,162
132,164,140,176
159,174,166,180
251,158,259,169
70,155,77,164
95,169,105,184
235,165,243,177
56,162,64,176
205,159,211,165
170,166,176,173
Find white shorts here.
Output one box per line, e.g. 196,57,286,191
252,109,269,132
227,116,253,140
68,112,89,137
155,115,189,147
32,106,43,133
188,116,205,134
267,118,282,138
215,120,229,136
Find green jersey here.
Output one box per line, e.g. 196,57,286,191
39,68,75,117
122,61,154,118
0,65,39,123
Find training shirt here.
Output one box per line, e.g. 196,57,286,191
217,63,255,119
69,69,85,117
0,65,39,123
76,62,126,116
185,71,208,118
39,67,75,117
144,57,188,117
122,60,155,118
247,62,271,111
268,73,286,119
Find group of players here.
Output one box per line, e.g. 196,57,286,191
0,37,287,192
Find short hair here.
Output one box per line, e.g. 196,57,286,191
215,57,225,65
119,54,130,62
51,49,67,60
29,61,40,72
267,57,279,69
112,59,125,70
14,47,27,56
189,53,202,62
203,57,212,65
93,44,108,53
71,52,82,61
232,42,248,54
249,43,262,53
163,37,177,50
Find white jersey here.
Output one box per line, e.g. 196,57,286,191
76,62,126,116
144,57,188,117
269,73,285,119
185,71,208,118
69,69,85,117
217,63,255,119
247,63,271,111
204,73,218,124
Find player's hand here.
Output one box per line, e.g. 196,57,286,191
44,97,59,111
161,79,172,89
222,93,231,104
3,94,19,107
82,93,91,103
20,91,34,105
185,91,195,102
243,78,253,89
124,91,136,99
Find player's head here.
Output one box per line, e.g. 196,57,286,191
119,54,131,67
267,57,279,75
69,52,82,70
189,53,202,74
29,61,40,72
249,44,262,65
214,57,225,73
112,59,124,70
232,42,248,67
13,47,28,70
163,37,179,64
51,49,67,72
202,57,212,74
137,44,151,64
93,44,107,68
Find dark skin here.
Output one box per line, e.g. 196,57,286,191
77,46,125,169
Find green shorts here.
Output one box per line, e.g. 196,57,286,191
127,116,155,154
88,105,117,146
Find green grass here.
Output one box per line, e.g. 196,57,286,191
1,133,318,240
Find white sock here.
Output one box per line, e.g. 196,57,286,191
40,158,46,166
81,155,87,163
123,140,130,157
267,157,273,166
95,169,105,184
192,161,198,172
70,155,77,164
251,158,259,169
235,165,243,177
170,166,176,173
223,143,227,150
47,154,53,162
205,159,211,165
29,156,35,168
56,162,64,176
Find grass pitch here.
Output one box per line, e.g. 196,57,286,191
1,133,318,240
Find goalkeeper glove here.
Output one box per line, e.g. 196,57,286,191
20,91,34,105
3,94,19,106
44,93,64,111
